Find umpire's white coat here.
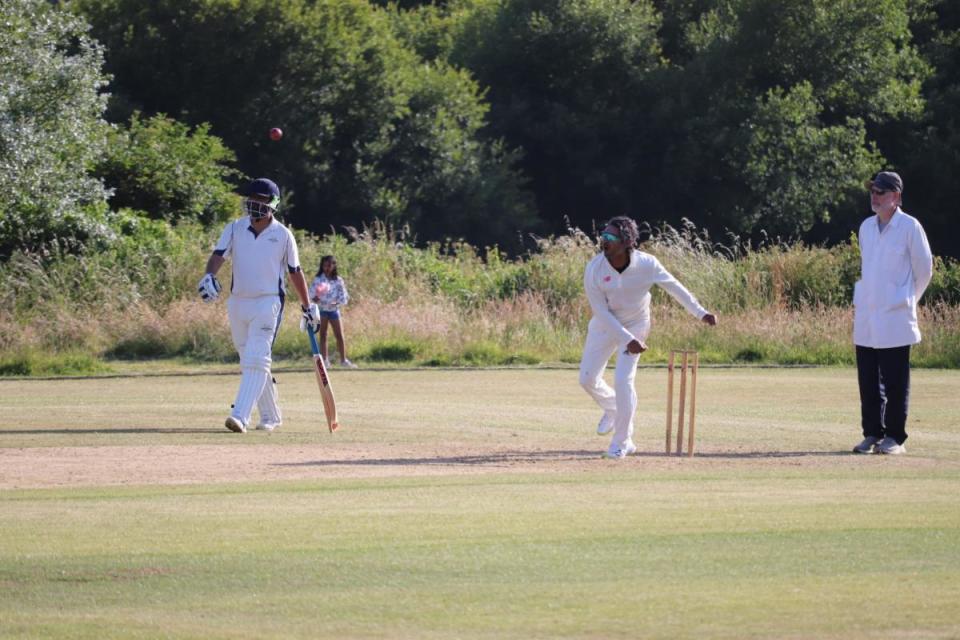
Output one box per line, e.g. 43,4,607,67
853,208,933,349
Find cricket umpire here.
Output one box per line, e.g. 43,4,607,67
198,178,321,433
852,171,933,455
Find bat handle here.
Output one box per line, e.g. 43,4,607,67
306,324,321,356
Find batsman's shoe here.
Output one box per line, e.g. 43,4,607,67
225,416,247,433
340,359,358,369
603,440,637,459
596,411,616,436
852,436,881,454
876,437,906,455
256,421,281,432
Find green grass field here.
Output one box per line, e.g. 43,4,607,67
1,367,959,639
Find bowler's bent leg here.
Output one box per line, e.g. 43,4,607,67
579,325,619,422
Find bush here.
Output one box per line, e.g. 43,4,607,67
77,0,539,250
2,219,960,372
0,350,110,376
927,256,960,306
0,0,111,259
367,340,417,362
95,114,242,226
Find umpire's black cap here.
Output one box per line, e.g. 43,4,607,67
866,171,903,193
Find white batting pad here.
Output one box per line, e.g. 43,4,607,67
257,376,282,426
226,296,283,427
232,367,270,426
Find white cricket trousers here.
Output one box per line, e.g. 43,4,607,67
578,317,650,447
227,296,283,427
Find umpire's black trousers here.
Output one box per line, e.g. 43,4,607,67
856,345,911,444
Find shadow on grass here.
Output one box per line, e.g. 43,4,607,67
273,449,853,467
274,450,600,467
640,451,853,459
0,428,224,435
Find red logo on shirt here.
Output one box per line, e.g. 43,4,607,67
603,276,612,282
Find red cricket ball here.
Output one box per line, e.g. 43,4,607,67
269,127,283,141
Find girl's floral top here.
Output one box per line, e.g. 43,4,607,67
310,274,349,311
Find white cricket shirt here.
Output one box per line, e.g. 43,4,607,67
584,249,708,345
853,208,933,348
213,218,302,298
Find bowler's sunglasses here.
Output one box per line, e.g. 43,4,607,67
600,231,621,243
869,188,890,196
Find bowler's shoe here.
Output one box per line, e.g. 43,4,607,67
603,440,637,459
596,411,616,436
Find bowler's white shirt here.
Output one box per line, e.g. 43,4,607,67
584,250,708,345
853,208,933,348
214,218,301,298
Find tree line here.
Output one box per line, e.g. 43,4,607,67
3,0,958,260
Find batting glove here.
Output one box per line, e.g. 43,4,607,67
198,273,222,303
301,303,322,331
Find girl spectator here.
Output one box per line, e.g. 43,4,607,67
311,255,357,368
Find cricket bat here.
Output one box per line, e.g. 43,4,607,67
306,325,339,432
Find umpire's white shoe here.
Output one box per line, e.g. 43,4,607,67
255,421,281,432
596,411,616,435
225,416,246,433
852,436,881,454
876,437,906,455
603,440,637,459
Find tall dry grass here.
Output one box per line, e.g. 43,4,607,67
1,219,958,373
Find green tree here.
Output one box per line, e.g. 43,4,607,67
645,0,928,237
95,113,242,226
387,1,472,62
448,0,664,230
76,0,538,251
435,0,928,238
734,84,880,233
0,0,111,259
362,61,540,246
885,0,960,258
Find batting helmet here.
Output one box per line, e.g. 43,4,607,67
243,178,281,220
245,178,280,205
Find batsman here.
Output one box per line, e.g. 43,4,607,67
197,177,322,433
